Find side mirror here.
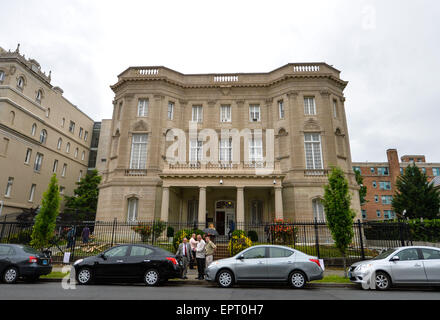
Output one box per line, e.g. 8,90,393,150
99,253,107,260
237,255,244,260
390,255,400,262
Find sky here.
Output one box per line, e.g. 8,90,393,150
1,0,439,163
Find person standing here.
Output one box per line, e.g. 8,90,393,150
81,226,90,244
66,227,75,250
176,237,191,279
228,220,235,239
205,236,217,267
189,233,198,269
195,234,206,280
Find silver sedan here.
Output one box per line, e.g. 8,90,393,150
205,245,324,288
349,246,440,290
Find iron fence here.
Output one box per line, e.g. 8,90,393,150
0,219,415,266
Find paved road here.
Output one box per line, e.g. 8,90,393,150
1,282,440,300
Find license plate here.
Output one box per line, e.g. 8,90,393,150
42,260,48,265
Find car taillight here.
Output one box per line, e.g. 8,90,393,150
166,257,178,265
309,259,321,268
29,256,38,263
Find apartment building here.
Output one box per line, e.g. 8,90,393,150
96,63,361,232
353,149,440,221
0,45,94,220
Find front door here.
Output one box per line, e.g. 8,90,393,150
225,212,235,236
390,248,427,283
234,246,268,280
216,211,225,235
94,245,130,279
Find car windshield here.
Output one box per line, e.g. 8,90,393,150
21,246,40,254
372,248,397,260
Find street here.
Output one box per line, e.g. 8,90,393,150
1,282,440,300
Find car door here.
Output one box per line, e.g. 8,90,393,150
125,245,155,278
234,247,268,280
266,247,295,280
94,245,130,279
420,248,440,283
0,245,13,274
389,248,427,283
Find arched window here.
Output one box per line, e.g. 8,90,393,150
39,129,47,144
17,76,25,89
46,108,50,118
81,151,85,161
0,70,5,83
127,198,138,222
61,118,65,127
36,90,43,103
66,142,70,153
74,148,78,158
31,123,37,136
57,138,62,150
9,111,15,125
312,198,325,222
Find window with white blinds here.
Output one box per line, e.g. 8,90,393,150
127,198,138,222
130,134,148,169
313,199,325,221
189,140,203,162
192,106,203,122
220,105,231,122
138,99,149,117
304,97,316,115
249,138,263,162
304,133,323,169
219,138,232,162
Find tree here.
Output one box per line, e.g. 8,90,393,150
31,174,61,250
354,169,367,206
323,167,356,277
64,170,102,220
392,164,440,219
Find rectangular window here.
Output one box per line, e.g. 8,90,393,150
333,100,338,118
377,167,389,176
381,195,393,204
24,148,32,164
192,106,203,123
79,127,83,138
59,186,65,195
5,177,13,197
374,195,379,203
249,105,260,122
278,100,285,119
168,102,174,120
370,167,375,174
78,170,83,182
361,210,367,219
189,140,203,163
29,184,36,202
379,181,391,190
433,168,440,176
69,121,75,133
353,166,361,173
0,71,4,82
62,164,67,177
52,160,58,173
304,133,323,169
84,131,88,142
304,97,316,115
400,167,404,175
220,105,231,122
250,200,263,225
130,134,148,169
127,198,138,222
138,99,149,117
421,167,426,174
384,210,393,220
219,138,232,162
376,210,381,218
34,153,43,172
249,137,263,162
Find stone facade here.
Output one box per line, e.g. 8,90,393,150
0,45,94,219
96,63,361,231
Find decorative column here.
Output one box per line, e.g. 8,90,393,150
198,187,206,229
160,186,170,222
274,186,284,220
236,187,245,225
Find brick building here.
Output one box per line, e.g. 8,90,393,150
353,149,440,221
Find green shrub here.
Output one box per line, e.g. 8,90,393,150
228,234,252,256
232,230,245,238
247,230,258,242
167,226,175,238
172,228,204,251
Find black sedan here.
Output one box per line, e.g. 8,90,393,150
0,244,52,284
73,244,183,286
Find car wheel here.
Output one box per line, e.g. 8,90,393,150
76,267,93,285
375,271,391,290
3,267,19,284
217,270,234,288
144,269,160,286
289,271,307,289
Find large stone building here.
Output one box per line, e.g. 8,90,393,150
353,149,440,221
0,45,94,219
96,63,361,232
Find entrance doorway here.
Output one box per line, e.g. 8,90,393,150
215,200,235,236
